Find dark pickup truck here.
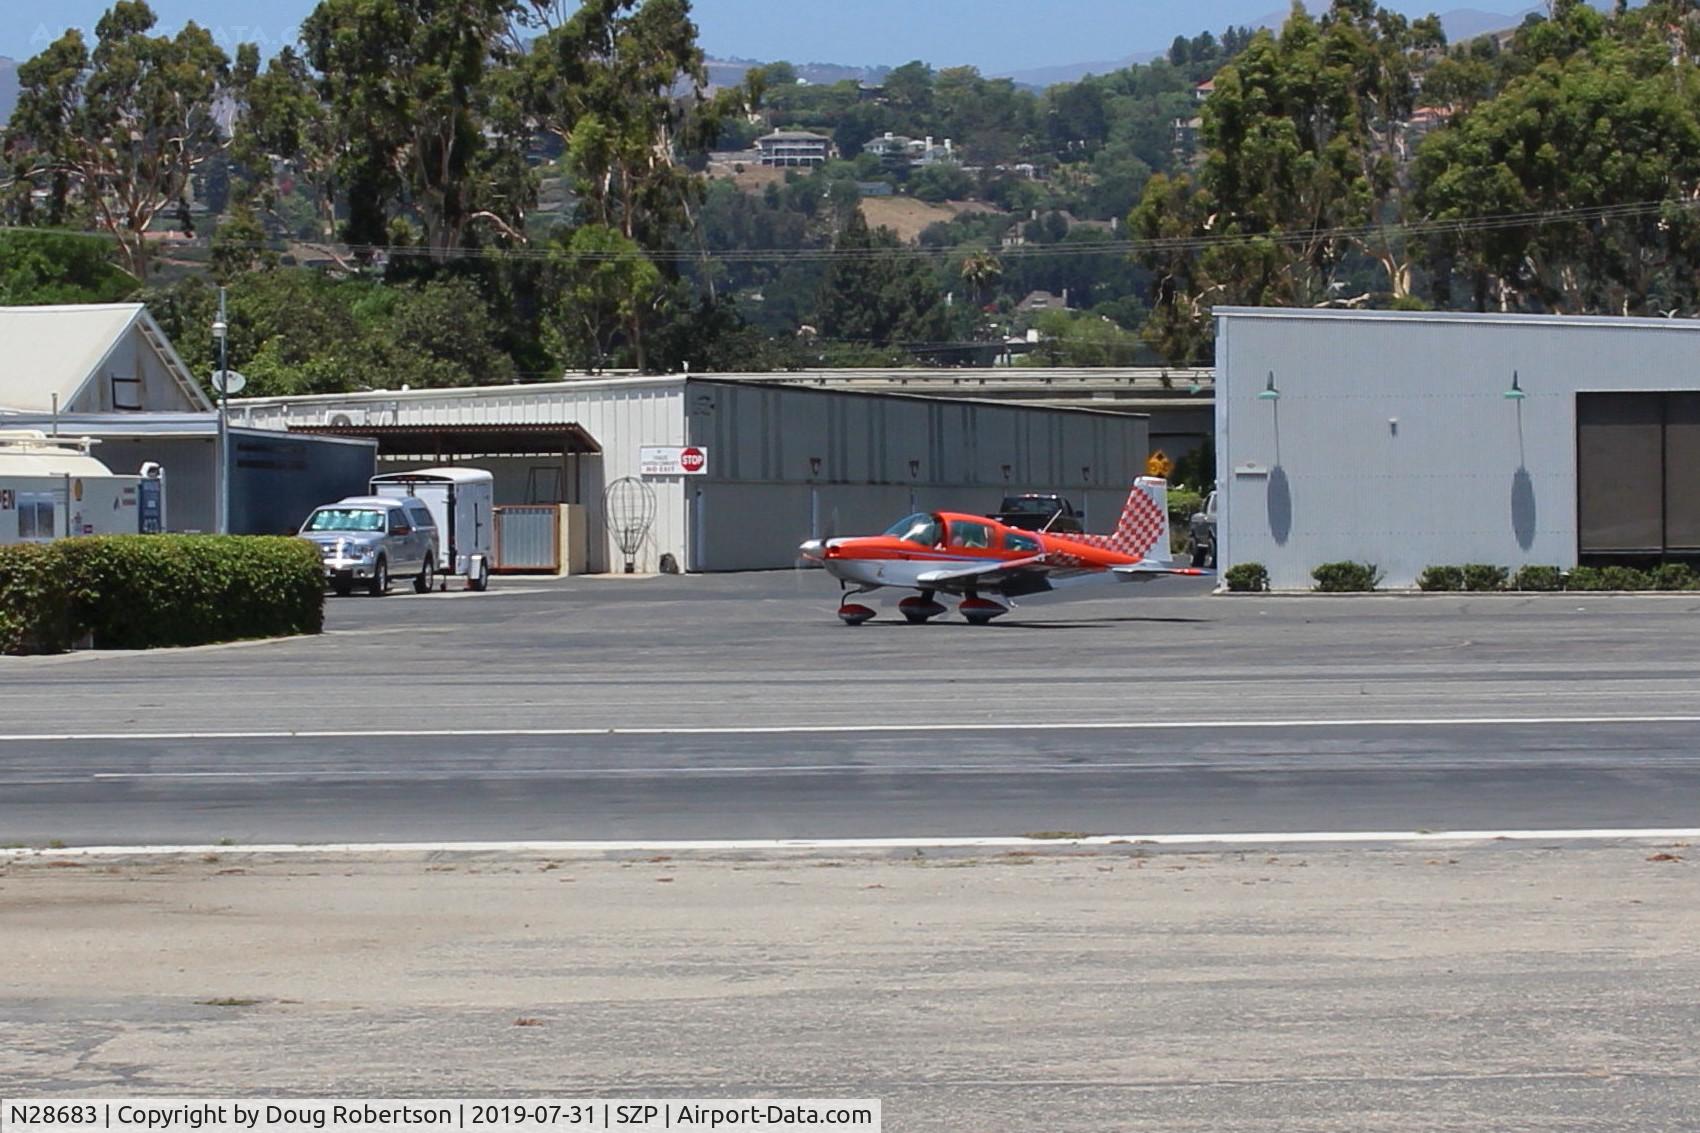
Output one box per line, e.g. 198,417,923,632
992,494,1085,534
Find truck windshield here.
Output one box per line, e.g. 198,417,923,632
883,513,941,547
304,508,387,533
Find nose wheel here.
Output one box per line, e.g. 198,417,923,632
837,602,877,626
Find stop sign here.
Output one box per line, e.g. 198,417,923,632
679,446,707,473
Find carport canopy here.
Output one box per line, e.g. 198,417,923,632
289,422,602,459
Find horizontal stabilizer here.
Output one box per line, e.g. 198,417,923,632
1112,563,1212,578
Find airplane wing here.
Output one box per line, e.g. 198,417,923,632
915,557,1213,597
914,555,1095,598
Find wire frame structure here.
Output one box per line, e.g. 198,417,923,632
602,476,658,574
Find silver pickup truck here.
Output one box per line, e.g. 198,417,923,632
298,495,440,596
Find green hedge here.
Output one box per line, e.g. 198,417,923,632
0,536,323,654
1223,562,1269,592
1312,561,1383,592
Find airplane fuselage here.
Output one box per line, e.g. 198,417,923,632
801,511,1148,593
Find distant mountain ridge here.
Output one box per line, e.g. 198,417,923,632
1,56,18,127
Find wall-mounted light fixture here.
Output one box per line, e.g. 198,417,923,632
1001,463,1012,481
908,459,921,478
809,456,822,475
1258,371,1280,401
1504,370,1527,401
1081,465,1092,482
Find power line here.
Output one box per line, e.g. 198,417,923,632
8,196,1696,270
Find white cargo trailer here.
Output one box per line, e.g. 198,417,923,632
369,467,493,590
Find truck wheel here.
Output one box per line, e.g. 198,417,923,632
469,558,490,591
368,557,389,597
414,555,435,594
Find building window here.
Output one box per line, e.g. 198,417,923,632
17,494,55,540
112,372,143,410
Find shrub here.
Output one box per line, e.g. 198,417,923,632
1166,487,1203,528
1651,562,1698,591
1416,565,1462,591
0,544,75,654
1224,562,1268,592
1597,565,1652,591
1512,565,1564,592
1462,563,1509,592
0,536,323,655
1311,561,1382,592
1564,566,1605,591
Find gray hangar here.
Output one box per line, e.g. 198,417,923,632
237,376,1152,572
1215,306,1700,588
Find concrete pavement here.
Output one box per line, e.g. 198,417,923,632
4,574,1700,847
3,845,1696,1131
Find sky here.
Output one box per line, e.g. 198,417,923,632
1,0,1531,72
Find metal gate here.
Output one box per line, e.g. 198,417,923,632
494,505,560,573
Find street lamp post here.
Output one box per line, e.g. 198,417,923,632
213,287,229,535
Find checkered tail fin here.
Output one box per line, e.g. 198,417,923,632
1120,477,1171,562
1067,477,1172,561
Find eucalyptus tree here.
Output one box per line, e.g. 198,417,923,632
3,1,235,277
299,0,535,257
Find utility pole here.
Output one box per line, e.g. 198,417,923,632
214,287,229,535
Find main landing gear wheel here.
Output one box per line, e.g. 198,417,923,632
959,597,1008,626
900,594,947,624
837,602,877,626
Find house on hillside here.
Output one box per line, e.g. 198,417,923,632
913,137,957,166
1016,290,1071,314
756,130,834,167
1399,105,1456,160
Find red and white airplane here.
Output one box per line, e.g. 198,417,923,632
798,477,1209,625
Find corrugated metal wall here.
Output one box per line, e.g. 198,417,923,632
688,381,1148,571
239,379,688,573
237,377,1151,572
1216,307,1700,588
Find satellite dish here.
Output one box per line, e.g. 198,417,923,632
210,369,247,395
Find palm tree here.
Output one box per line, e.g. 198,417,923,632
959,250,1004,307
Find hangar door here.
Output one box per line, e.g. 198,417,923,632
1577,392,1700,555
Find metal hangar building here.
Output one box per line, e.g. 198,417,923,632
236,376,1153,573
1214,306,1700,589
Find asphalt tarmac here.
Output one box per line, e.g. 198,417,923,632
4,573,1700,846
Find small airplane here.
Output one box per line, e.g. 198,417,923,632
798,477,1210,625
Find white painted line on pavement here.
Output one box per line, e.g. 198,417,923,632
5,714,1700,743
3,829,1697,859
